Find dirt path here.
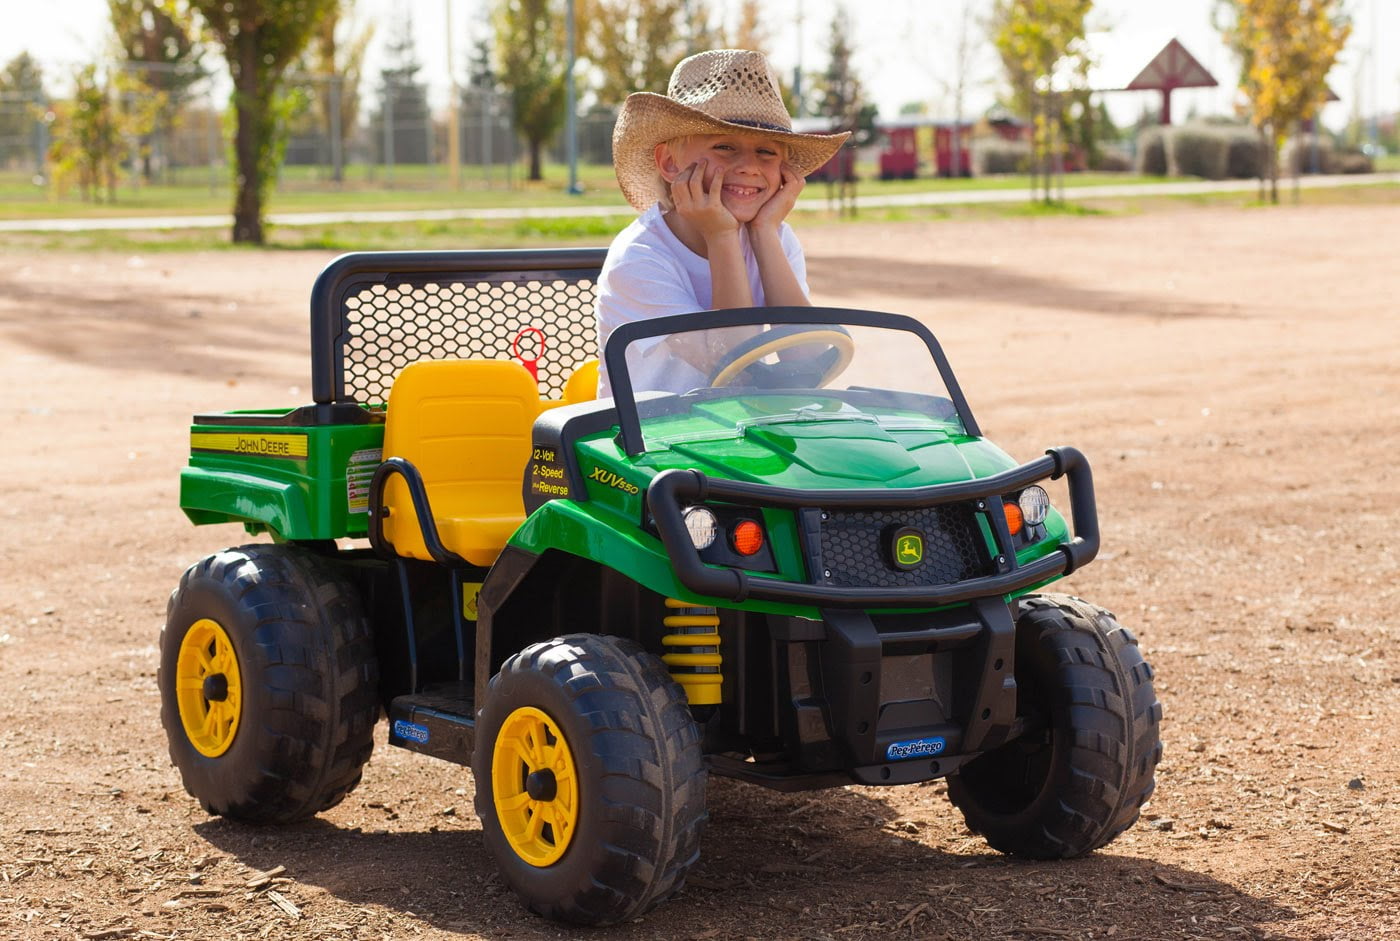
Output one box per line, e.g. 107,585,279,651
1,201,1397,940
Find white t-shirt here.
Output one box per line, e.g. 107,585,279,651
595,204,808,396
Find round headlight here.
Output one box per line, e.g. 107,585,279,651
1019,486,1051,526
683,506,718,549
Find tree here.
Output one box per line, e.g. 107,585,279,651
990,0,1093,202
108,0,206,182
576,0,688,106
301,0,373,182
724,0,769,54
1216,0,1351,203
495,0,567,181
812,6,872,215
369,14,431,167
188,0,337,243
47,64,160,202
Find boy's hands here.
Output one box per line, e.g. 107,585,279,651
749,162,803,234
671,159,739,243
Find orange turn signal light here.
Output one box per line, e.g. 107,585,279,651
1002,500,1024,536
731,519,765,556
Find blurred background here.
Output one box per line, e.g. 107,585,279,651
1,0,1394,242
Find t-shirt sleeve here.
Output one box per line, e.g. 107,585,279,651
598,246,703,336
780,224,810,298
595,245,708,396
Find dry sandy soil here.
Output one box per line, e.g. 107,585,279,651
2,199,1398,941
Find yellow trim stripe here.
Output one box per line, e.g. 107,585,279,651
191,432,309,459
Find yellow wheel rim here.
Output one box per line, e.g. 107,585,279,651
175,618,243,758
491,705,579,867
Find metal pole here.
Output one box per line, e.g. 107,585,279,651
566,0,582,194
207,88,220,195
330,76,344,184
446,0,461,190
384,78,395,185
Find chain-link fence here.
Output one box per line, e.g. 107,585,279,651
6,57,626,196
0,91,48,175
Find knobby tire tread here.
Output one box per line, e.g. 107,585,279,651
161,545,379,824
474,633,706,926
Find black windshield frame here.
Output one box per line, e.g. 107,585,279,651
603,306,982,455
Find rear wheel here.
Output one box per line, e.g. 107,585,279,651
947,593,1162,858
473,634,706,926
159,545,380,823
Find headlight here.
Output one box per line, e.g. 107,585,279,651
683,506,718,549
1019,486,1050,526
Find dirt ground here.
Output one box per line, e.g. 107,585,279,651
2,199,1398,941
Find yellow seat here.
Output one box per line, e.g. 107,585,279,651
381,359,541,566
563,358,599,404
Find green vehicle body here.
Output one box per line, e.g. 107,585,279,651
181,403,1071,618
163,249,1158,925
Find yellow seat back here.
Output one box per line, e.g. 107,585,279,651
381,359,541,565
563,358,599,404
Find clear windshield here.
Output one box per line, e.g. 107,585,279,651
608,314,970,453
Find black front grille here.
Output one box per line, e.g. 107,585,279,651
814,505,991,588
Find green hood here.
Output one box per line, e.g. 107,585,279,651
635,398,1019,489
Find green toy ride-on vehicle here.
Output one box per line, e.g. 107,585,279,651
160,249,1162,926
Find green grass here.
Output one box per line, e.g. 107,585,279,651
0,160,1284,222
4,161,1397,255
1376,152,1400,172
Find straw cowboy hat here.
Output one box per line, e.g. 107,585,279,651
612,48,851,212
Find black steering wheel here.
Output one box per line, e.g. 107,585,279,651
708,324,855,389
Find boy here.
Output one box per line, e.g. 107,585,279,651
597,48,849,395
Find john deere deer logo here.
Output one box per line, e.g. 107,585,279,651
891,528,924,570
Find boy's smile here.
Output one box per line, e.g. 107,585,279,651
667,134,787,223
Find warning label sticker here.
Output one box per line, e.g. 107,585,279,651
528,444,570,500
346,448,382,513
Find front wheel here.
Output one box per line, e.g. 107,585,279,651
473,634,706,926
947,593,1162,858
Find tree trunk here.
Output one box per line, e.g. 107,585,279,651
528,138,542,181
1269,129,1280,205
1260,126,1271,201
231,41,265,244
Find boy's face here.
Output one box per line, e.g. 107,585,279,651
660,133,788,223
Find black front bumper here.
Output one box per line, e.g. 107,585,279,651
648,446,1099,609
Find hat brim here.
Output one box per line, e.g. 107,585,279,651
612,92,852,212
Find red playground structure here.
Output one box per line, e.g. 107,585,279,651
878,120,975,179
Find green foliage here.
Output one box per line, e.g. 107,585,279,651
108,1,206,183
989,0,1094,202
0,52,48,160
1137,124,1264,180
296,0,374,181
812,7,866,131
189,0,338,242
576,0,690,106
1216,0,1351,202
368,16,431,164
1136,127,1168,176
973,139,1031,174
496,0,567,182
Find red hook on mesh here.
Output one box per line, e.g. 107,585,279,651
512,327,546,383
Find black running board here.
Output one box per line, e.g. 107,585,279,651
387,684,476,765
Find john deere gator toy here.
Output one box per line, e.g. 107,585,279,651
159,249,1162,926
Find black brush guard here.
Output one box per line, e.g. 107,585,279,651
648,446,1099,609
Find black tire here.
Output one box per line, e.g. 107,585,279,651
159,544,380,824
947,593,1162,858
473,634,706,926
